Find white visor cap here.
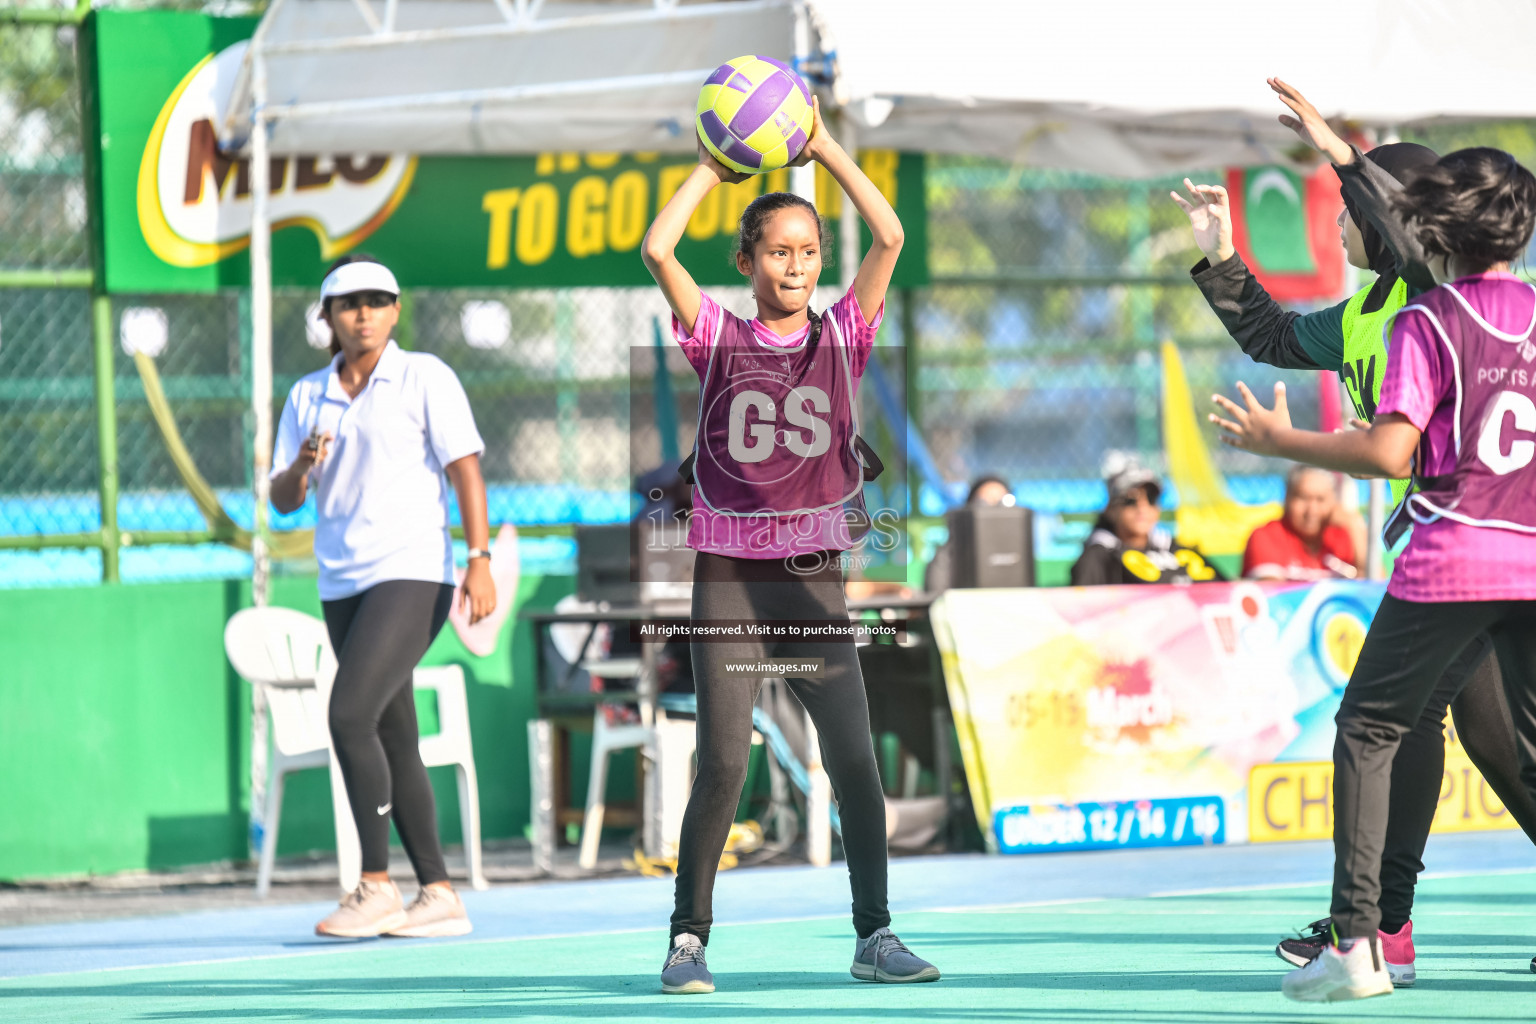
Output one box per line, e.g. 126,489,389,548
321,261,400,300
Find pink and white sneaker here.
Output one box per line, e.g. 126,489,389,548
1378,920,1415,987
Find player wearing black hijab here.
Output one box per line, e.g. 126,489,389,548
1172,79,1536,985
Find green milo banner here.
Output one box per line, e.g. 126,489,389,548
84,10,926,295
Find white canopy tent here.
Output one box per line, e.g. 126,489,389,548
225,0,1536,175
225,0,1536,871
228,0,1536,595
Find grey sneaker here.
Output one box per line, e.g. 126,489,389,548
385,884,472,938
661,932,715,994
851,927,941,983
314,879,409,938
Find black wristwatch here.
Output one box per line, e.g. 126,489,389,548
466,547,492,561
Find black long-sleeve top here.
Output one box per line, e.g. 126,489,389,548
1188,149,1435,375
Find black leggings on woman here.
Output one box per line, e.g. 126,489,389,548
1379,632,1536,931
1332,595,1536,938
672,550,889,945
322,579,454,885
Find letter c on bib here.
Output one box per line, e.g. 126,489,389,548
1477,389,1536,475
728,390,775,464
782,386,832,458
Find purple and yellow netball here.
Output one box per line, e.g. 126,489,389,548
695,56,814,175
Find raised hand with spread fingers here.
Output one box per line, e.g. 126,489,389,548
1170,178,1235,266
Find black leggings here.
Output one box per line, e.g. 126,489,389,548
1332,594,1536,937
322,579,454,885
1380,633,1536,930
672,551,890,945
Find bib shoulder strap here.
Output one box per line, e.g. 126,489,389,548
1439,279,1536,343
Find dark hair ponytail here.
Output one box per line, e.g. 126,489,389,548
319,252,385,358
1393,147,1536,271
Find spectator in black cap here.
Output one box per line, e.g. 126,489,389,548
1070,456,1222,586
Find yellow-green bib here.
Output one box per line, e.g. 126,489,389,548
1338,279,1410,507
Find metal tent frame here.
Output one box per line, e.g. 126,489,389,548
226,0,837,868
226,0,816,608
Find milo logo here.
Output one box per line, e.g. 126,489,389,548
135,41,414,268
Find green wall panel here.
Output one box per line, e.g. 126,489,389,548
0,571,572,881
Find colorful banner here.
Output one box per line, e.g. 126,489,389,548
84,10,927,294
931,581,1515,854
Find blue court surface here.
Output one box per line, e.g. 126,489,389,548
2,831,1532,1023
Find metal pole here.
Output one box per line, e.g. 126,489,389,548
91,293,119,583
1367,479,1387,580
900,288,920,509
0,269,94,288
792,0,832,868
528,719,555,874
790,2,817,313
249,54,273,609
838,117,859,293
0,0,92,25
247,48,274,867
1127,189,1158,458
804,713,831,867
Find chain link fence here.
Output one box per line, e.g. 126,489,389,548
0,14,1347,588
0,16,99,587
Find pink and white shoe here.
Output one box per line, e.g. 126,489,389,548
1379,920,1415,987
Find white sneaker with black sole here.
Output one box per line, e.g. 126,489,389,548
1281,936,1393,1002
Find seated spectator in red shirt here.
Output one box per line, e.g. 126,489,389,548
1242,465,1366,580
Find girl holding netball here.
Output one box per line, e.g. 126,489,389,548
640,96,939,994
1211,147,1536,1002
270,254,495,939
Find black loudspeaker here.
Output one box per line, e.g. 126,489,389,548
946,504,1035,589
575,524,636,605
576,521,696,608
633,518,694,609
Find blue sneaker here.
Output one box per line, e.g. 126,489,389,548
851,927,941,983
661,933,714,994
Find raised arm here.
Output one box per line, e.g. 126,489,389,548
1171,181,1330,371
1268,77,1434,291
797,97,904,322
641,139,746,336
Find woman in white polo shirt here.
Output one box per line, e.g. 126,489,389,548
270,254,495,939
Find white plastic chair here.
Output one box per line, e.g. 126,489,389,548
223,607,341,899
225,609,489,894
577,658,651,870
413,664,489,890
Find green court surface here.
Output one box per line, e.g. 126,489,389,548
5,870,1533,1024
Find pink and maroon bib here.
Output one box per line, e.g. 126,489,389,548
692,312,867,519
1397,280,1536,536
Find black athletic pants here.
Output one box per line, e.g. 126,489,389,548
671,551,890,945
1332,594,1536,938
322,579,455,885
1379,633,1536,931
